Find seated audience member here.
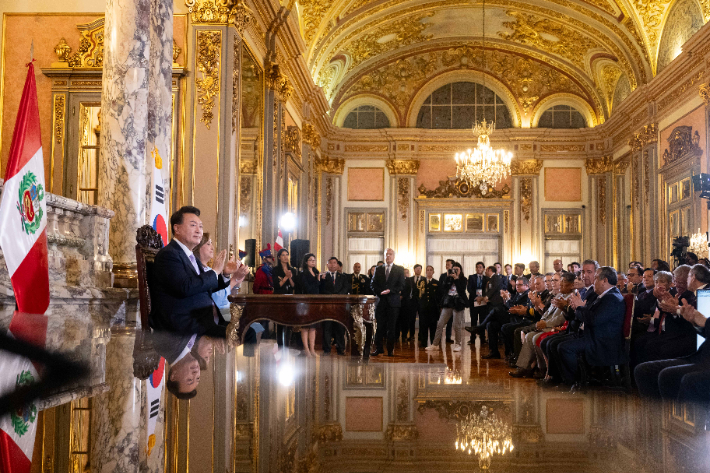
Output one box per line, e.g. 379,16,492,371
568,262,581,273
193,234,259,346
426,262,468,352
558,267,626,389
498,277,532,360
510,272,574,378
626,264,645,295
651,259,671,272
573,271,584,290
296,253,320,356
632,271,697,366
150,206,240,338
467,266,506,358
320,256,349,355
350,263,370,295
509,263,525,292
616,272,629,294
636,298,710,404
467,262,488,344
529,261,541,278
418,265,440,348
253,245,275,294
553,259,564,274
631,268,657,337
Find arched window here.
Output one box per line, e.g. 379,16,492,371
342,105,391,129
416,82,512,129
538,105,587,129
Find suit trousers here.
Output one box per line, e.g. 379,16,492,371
501,317,532,356
418,304,438,347
631,332,697,368
408,300,419,339
513,324,538,357
469,305,487,342
374,302,400,354
480,306,508,354
542,332,576,380
558,337,588,384
432,308,465,346
322,321,346,354
516,330,548,368
635,358,710,403
397,300,414,340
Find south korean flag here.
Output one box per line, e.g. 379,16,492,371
150,148,169,246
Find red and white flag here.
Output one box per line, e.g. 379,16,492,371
274,228,284,253
145,358,165,456
0,61,50,473
149,148,168,247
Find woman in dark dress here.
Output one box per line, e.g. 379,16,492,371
297,253,320,356
273,248,296,294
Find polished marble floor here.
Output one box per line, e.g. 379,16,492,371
174,334,710,473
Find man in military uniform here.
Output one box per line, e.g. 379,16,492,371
418,265,440,348
349,262,370,295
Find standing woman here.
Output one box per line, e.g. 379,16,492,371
296,253,320,356
273,248,296,347
425,262,468,352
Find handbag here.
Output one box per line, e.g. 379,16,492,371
442,295,455,309
453,295,467,311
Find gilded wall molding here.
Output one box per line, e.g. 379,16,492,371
185,0,253,30
345,144,389,152
417,177,511,199
315,156,345,174
265,62,293,102
613,157,630,175
385,424,419,441
398,178,410,220
52,18,105,68
314,423,343,443
239,176,251,214
54,95,65,144
285,126,302,158
510,159,543,176
195,30,222,129
661,125,702,168
302,123,322,149
520,178,533,222
239,159,257,174
173,40,182,65
628,123,658,151
386,159,420,175
658,71,704,112
326,177,334,225
598,177,606,225
232,35,240,134
700,83,710,106
584,156,612,175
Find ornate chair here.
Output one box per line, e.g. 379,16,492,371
133,225,164,379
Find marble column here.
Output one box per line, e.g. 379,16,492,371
98,0,151,286
91,328,142,473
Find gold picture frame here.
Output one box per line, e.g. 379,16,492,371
429,213,441,232
466,213,484,232
444,214,464,232
367,213,384,232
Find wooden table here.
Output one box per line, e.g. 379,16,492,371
228,294,377,359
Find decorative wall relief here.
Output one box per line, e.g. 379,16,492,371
418,177,510,199
186,0,253,29
232,36,240,134
598,178,607,225
701,83,710,105
315,156,345,174
265,62,293,102
656,0,703,74
195,30,222,128
643,150,650,205
396,378,408,422
285,126,302,158
584,156,613,174
520,178,533,222
510,159,543,175
239,176,251,214
54,95,65,144
397,178,410,221
51,18,105,68
419,209,425,233
661,126,702,167
325,177,333,225
386,159,420,175
302,123,321,149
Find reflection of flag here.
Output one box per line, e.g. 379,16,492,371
0,61,49,473
274,228,283,252
238,249,247,260
149,148,168,246
145,357,165,456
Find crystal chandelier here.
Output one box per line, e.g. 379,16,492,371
689,229,709,259
455,120,512,194
455,406,514,470
453,0,512,195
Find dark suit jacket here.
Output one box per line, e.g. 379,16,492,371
484,274,504,307
402,277,413,303
580,287,627,365
152,331,194,364
467,273,489,308
506,290,530,311
320,271,349,294
149,239,229,338
371,264,406,307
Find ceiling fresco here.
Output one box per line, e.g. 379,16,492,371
293,0,710,126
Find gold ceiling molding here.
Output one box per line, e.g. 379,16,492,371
628,123,658,151
302,123,322,149
195,30,221,129
510,159,543,175
386,159,420,175
632,0,672,65
699,83,710,106
499,11,602,71
539,144,586,152
600,64,623,111
336,44,595,124
185,0,253,30
584,156,612,174
265,62,294,102
52,18,104,68
315,155,345,174
657,70,704,112
345,144,389,152
300,0,337,43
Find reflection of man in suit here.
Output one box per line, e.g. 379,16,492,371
150,206,247,338
467,261,488,344
418,265,440,348
320,256,349,355
371,248,406,356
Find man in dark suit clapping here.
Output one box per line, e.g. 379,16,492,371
149,206,249,338
320,256,349,355
370,248,406,357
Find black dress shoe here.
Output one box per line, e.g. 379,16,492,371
386,353,394,357
464,326,473,333
482,352,501,359
371,349,383,356
337,351,346,356
509,368,532,378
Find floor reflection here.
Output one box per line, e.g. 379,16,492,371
177,338,710,473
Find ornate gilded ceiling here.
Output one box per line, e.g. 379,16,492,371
294,0,710,126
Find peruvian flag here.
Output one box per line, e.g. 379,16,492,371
0,62,50,473
149,148,168,246
274,228,284,253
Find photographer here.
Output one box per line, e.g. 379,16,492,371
425,262,468,352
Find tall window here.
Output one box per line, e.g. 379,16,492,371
342,105,390,129
416,82,512,129
538,105,587,129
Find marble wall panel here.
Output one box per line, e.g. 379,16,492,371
544,168,582,202
347,167,384,201
345,397,383,431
